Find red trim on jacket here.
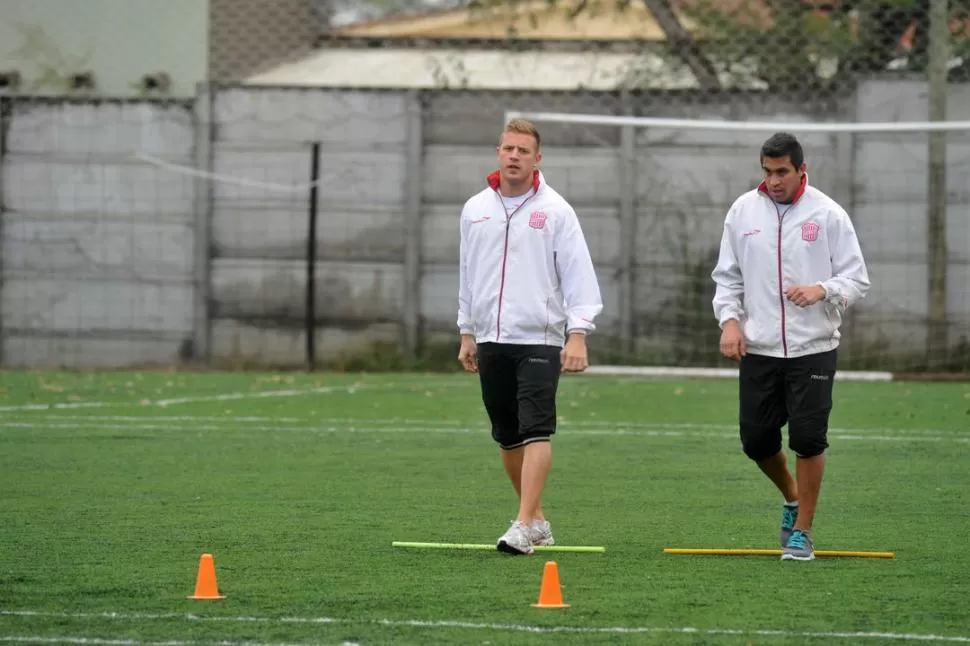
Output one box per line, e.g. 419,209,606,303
487,168,541,192
758,173,807,203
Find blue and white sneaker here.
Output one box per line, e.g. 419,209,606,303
780,502,799,548
782,529,815,561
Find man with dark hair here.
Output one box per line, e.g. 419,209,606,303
457,119,603,555
711,132,871,561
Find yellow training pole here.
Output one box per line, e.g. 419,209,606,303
393,541,606,553
663,548,895,559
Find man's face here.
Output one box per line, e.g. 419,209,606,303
497,132,541,184
761,155,805,203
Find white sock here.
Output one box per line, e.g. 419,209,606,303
784,500,799,507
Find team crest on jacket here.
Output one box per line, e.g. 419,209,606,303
529,210,547,230
801,221,820,242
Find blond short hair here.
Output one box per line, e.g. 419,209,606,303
501,119,541,149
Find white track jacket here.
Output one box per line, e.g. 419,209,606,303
458,169,603,346
712,175,871,359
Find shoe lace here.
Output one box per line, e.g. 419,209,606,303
782,506,797,529
788,530,808,549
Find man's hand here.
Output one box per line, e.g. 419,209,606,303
458,335,478,373
719,319,747,362
561,333,589,373
785,285,826,308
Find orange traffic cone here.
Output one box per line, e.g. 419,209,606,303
531,560,570,608
187,553,226,600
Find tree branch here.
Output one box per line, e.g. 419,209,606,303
640,0,722,89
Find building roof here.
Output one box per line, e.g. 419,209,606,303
333,0,698,42
243,0,771,91
244,45,764,91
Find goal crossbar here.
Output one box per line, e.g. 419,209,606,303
504,110,970,133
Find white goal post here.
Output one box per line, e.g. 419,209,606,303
502,110,970,382
504,111,970,133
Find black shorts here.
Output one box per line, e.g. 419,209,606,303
477,342,561,450
738,349,837,461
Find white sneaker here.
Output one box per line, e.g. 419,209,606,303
531,520,555,546
496,520,533,555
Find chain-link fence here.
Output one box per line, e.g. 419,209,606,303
1,0,968,374
209,0,324,83
219,0,970,93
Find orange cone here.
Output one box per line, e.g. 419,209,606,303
187,553,226,600
531,560,570,608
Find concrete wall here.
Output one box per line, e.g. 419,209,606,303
0,99,197,366
849,79,970,357
1,80,967,369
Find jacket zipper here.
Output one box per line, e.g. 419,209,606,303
763,177,806,359
494,193,535,342
773,198,801,358
776,216,789,358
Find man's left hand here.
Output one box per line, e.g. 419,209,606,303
785,285,826,308
561,333,589,373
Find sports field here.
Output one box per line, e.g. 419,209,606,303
1,369,968,645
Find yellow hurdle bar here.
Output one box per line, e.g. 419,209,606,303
393,541,606,553
663,548,896,559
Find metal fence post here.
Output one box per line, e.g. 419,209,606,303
926,0,950,365
192,82,214,365
0,96,7,366
402,89,424,358
305,140,321,371
617,92,637,354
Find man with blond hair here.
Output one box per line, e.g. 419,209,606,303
457,119,603,555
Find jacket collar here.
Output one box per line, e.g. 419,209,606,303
758,172,808,204
487,168,543,194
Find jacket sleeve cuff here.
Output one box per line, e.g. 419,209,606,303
566,318,596,334
818,281,842,306
718,311,740,328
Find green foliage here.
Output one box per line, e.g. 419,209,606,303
683,0,857,92
468,0,970,89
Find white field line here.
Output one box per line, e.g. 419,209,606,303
1,421,967,443
585,365,896,382
2,610,969,643
0,387,346,413
0,380,466,413
29,416,960,437
34,416,306,423
0,637,358,646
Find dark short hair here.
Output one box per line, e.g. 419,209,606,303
760,132,804,170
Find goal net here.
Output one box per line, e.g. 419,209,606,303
505,109,970,379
